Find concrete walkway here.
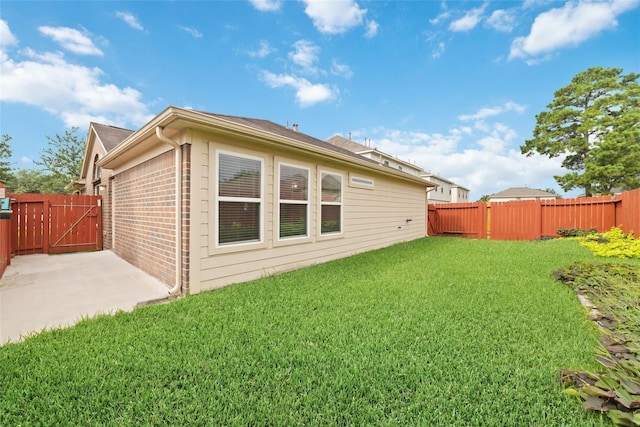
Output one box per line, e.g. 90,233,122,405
0,251,170,345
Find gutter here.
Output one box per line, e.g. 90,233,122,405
155,126,182,296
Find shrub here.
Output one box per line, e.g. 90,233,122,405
558,228,597,238
579,227,640,259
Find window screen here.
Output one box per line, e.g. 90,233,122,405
320,172,342,234
217,153,262,245
279,164,309,239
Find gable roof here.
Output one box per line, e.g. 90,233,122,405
91,122,134,152
99,106,437,188
490,187,558,199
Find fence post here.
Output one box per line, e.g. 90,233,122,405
43,198,50,254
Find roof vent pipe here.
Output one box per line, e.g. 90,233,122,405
156,126,182,296
293,123,299,132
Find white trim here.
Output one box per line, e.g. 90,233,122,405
213,149,265,249
276,161,311,242
319,170,344,238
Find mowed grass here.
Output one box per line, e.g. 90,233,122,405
0,238,611,426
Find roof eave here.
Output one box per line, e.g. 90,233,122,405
98,106,435,187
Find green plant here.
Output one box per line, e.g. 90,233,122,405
558,228,597,238
579,227,640,259
556,262,640,426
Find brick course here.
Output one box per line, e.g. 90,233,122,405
113,151,177,287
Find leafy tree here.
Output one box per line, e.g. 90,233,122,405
521,67,640,196
477,194,490,202
10,169,48,194
35,127,85,193
0,134,13,188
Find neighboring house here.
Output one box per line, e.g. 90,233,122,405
420,172,470,204
88,106,436,295
489,187,560,202
327,136,470,203
327,136,423,177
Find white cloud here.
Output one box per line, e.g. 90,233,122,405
21,156,33,164
249,0,282,12
260,71,337,107
430,11,451,25
432,41,446,59
289,40,320,74
350,123,565,198
302,0,367,34
179,26,203,38
485,9,516,32
449,4,487,32
248,40,276,58
0,20,18,47
458,101,526,121
365,20,379,38
331,60,353,79
115,11,144,31
0,48,152,129
38,26,103,56
509,0,640,61
344,99,569,198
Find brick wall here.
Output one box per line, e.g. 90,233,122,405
113,151,177,287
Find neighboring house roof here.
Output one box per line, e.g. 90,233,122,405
326,135,370,153
99,106,437,188
421,172,470,191
490,187,558,199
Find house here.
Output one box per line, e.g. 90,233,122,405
420,172,470,204
82,106,436,295
326,136,423,177
489,187,559,202
68,123,135,249
326,136,470,203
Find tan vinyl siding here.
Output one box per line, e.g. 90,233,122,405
189,131,426,293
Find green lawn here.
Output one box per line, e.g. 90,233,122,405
0,238,613,425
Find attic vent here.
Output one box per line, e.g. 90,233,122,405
349,174,374,189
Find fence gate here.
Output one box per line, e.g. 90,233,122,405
11,194,102,255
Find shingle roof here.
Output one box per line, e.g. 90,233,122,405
490,187,558,198
91,122,134,152
326,135,369,153
196,111,378,165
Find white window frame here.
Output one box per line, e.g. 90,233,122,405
214,149,264,248
277,162,311,241
319,171,343,237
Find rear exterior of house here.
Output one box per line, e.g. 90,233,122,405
99,107,434,294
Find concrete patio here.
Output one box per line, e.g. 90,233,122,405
0,251,171,345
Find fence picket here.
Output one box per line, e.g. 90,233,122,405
429,188,640,240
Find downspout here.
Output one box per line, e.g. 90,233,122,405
156,126,182,296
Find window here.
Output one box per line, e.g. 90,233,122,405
216,152,263,246
278,164,309,239
320,172,342,234
93,154,101,181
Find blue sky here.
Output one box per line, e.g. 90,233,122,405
1,0,638,199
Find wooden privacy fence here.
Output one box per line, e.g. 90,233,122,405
9,193,103,256
0,183,10,278
429,188,640,241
